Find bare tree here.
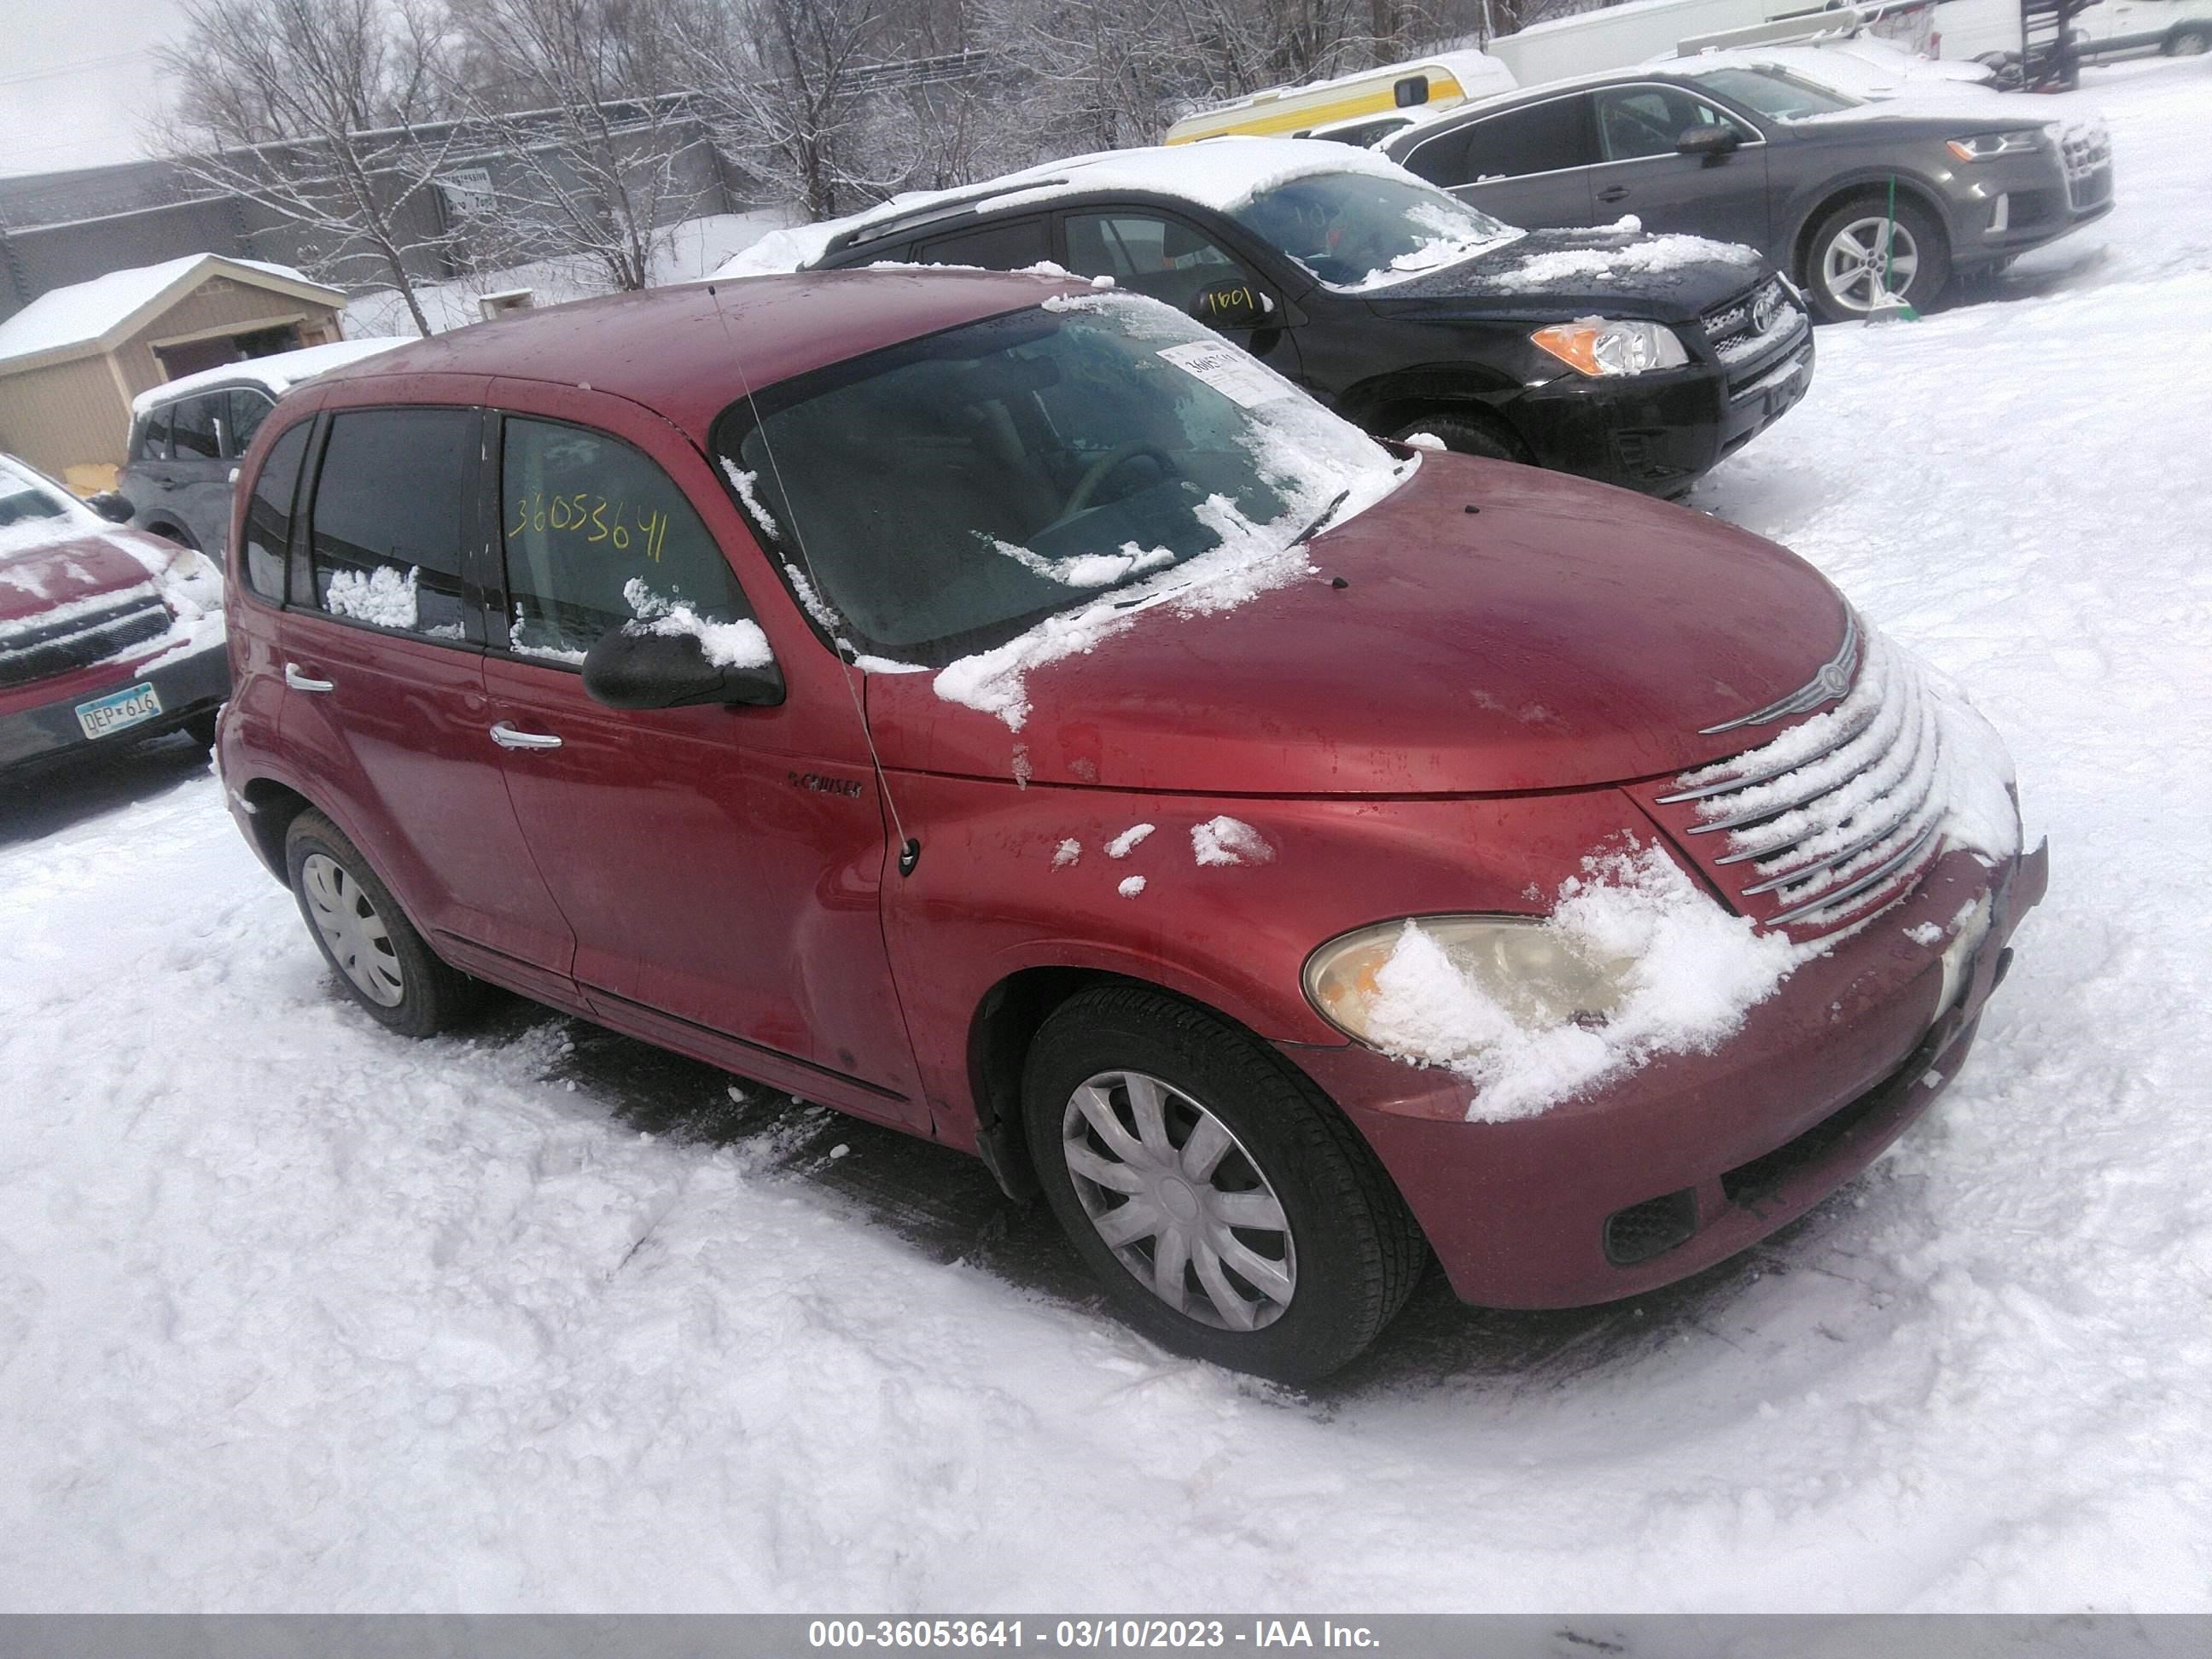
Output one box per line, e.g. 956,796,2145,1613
442,0,719,292
154,0,462,336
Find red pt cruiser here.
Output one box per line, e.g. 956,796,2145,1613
218,271,2044,1380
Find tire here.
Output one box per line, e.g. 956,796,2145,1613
1022,985,1425,1383
182,710,218,752
1388,412,1523,464
284,809,472,1038
2169,26,2210,55
147,522,198,551
1803,195,1951,323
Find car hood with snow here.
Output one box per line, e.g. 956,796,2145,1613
862,450,1845,795
0,524,177,625
1360,223,1766,319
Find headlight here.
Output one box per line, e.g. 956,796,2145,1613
1304,915,1633,1046
1529,317,1689,377
1946,130,2042,161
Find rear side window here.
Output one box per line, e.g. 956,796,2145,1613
242,422,311,603
229,389,276,455
309,408,474,640
171,395,221,460
1414,96,1598,185
137,408,172,462
498,416,752,665
911,218,1050,269
1062,212,1250,311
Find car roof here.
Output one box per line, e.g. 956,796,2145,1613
307,269,1092,441
131,337,411,420
717,139,1421,274
1384,63,1725,146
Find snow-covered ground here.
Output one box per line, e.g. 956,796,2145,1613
3,57,2209,1612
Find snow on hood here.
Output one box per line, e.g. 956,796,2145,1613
1461,230,1761,293
1368,223,1763,317
713,141,1428,277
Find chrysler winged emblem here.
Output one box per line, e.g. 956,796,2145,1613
1702,610,1860,735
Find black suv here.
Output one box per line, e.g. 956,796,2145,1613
1381,61,2116,323
740,142,1813,498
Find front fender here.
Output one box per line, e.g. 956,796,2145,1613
878,770,1655,1144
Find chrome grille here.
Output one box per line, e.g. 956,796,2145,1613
0,592,171,690
1701,274,1809,397
2061,122,2112,212
1648,630,1953,936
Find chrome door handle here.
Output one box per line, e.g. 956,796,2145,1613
284,662,335,692
489,721,562,750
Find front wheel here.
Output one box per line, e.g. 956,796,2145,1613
284,809,473,1037
1022,986,1424,1382
1804,197,1950,323
2169,26,2210,55
1388,412,1523,464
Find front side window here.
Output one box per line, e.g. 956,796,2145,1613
242,422,311,603
1062,212,1253,312
1597,86,1754,161
1229,171,1520,291
308,408,474,640
715,294,1403,667
1687,67,1856,121
499,417,753,665
170,395,221,461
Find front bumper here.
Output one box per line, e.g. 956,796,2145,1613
1504,329,1813,498
1956,146,2116,268
0,634,230,773
1284,840,2046,1308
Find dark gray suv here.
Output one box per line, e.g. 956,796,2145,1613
1382,62,2116,322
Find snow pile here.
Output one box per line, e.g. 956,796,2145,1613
621,579,772,670
1051,838,1082,869
1117,876,1147,899
1363,842,1805,1122
323,565,420,631
1104,824,1155,858
1191,817,1273,867
1471,233,1761,289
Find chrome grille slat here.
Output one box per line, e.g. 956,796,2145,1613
1653,626,1961,939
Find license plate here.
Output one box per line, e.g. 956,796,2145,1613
75,682,163,741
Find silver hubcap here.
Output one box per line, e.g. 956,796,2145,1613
2176,32,2208,55
1821,216,1920,312
301,853,405,1007
1061,1070,1296,1332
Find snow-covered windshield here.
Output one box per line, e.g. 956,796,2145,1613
0,457,74,530
716,293,1401,667
1231,172,1522,291
1689,67,1860,121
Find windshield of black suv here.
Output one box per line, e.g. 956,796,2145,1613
1688,67,1860,121
0,457,76,532
715,293,1405,667
1230,169,1522,291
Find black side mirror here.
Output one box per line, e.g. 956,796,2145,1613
581,624,784,711
1677,125,1744,160
86,491,136,524
1191,279,1274,330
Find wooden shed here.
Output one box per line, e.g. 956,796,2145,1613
0,254,350,492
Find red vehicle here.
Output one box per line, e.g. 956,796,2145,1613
217,271,2044,1380
1,453,228,775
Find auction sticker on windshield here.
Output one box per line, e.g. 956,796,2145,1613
75,682,162,741
1157,341,1287,409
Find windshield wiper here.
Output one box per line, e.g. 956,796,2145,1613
1290,488,1351,547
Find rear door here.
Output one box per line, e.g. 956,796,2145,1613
477,384,928,1126
1588,84,1771,251
275,395,577,998
1056,207,1305,381
1396,93,1601,229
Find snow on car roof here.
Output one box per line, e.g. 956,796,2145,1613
0,254,341,370
715,140,1423,276
130,337,412,419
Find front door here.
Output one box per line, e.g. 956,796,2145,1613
1589,84,1773,253
476,392,927,1126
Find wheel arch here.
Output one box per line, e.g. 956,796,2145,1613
1336,367,1533,458
237,776,317,883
